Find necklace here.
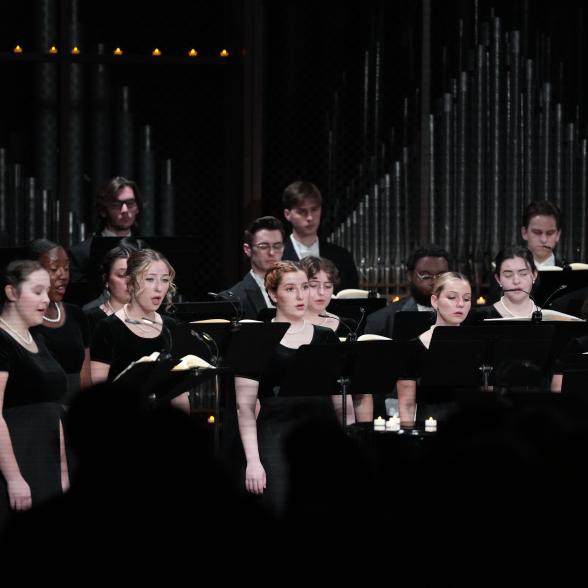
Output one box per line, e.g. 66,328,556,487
0,317,32,345
43,302,61,323
498,296,534,317
104,299,116,315
123,304,157,334
284,319,306,335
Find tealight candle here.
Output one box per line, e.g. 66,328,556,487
374,416,386,429
425,417,437,432
386,416,401,431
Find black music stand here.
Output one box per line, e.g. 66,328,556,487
534,268,588,306
428,324,556,392
326,297,386,332
392,311,435,341
171,301,237,323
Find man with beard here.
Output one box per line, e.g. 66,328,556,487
69,177,143,284
363,244,450,337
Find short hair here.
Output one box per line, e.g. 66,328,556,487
96,176,143,228
282,181,322,210
521,200,561,229
126,249,176,311
244,216,285,246
494,245,536,275
27,238,62,260
406,244,450,271
1,260,45,312
299,255,340,286
432,272,470,297
264,260,304,302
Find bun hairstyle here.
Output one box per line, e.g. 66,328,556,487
299,255,340,286
264,260,305,305
1,259,45,312
126,248,176,311
494,245,537,275
432,271,470,298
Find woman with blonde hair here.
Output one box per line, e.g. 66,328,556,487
396,272,472,427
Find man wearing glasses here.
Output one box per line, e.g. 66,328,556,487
364,244,450,337
281,181,358,292
69,176,142,283
220,216,286,320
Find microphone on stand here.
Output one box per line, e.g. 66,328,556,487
189,327,220,366
318,313,362,342
208,291,242,325
530,284,568,322
124,316,173,360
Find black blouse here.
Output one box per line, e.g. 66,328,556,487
0,330,67,410
91,314,179,381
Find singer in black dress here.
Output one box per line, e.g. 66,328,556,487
27,239,91,403
0,261,68,527
470,246,538,322
235,261,339,515
300,255,372,424
90,249,188,409
396,272,472,426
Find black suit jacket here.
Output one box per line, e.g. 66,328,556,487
282,236,359,292
363,296,435,338
220,272,269,320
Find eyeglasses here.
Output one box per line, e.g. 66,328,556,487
251,242,285,252
415,272,440,282
107,198,138,210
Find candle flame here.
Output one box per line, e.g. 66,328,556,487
113,47,123,56
13,45,23,54
476,296,486,305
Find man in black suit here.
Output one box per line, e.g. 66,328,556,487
220,216,285,320
280,181,359,292
69,176,143,283
364,244,450,337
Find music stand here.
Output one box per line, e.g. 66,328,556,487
327,297,386,329
534,268,588,306
429,324,556,392
171,301,237,323
392,311,435,341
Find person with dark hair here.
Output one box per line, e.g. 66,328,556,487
0,260,68,526
235,261,339,515
472,246,538,320
300,255,373,424
396,272,472,427
281,181,359,292
69,176,143,283
28,239,91,402
363,244,451,337
83,239,146,337
220,216,286,320
521,200,562,268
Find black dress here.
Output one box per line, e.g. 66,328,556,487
84,305,108,340
253,325,339,514
398,336,458,422
90,314,179,381
32,303,90,404
0,330,68,526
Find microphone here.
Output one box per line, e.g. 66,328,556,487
208,291,242,324
318,313,361,342
189,328,219,366
124,316,173,359
531,284,568,322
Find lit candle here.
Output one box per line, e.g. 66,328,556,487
425,417,437,432
374,416,386,429
386,415,401,431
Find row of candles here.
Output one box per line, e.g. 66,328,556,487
9,45,231,57
373,415,438,433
